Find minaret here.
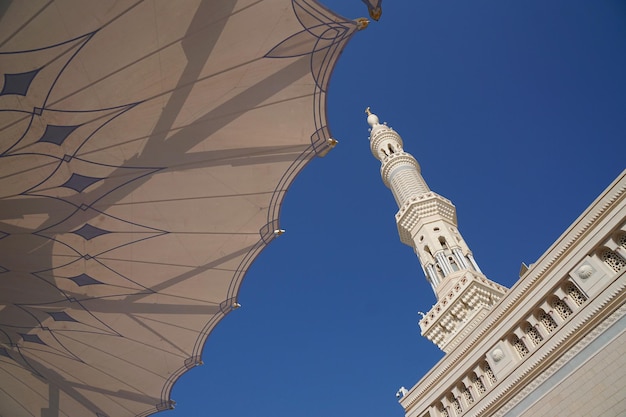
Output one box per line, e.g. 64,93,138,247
366,108,507,353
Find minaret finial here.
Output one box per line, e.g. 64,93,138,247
366,107,380,127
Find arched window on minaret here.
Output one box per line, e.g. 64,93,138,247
452,248,469,270
439,237,448,250
448,256,459,272
388,143,395,154
435,263,444,280
380,148,388,157
422,245,442,287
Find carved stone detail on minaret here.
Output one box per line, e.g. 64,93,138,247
418,273,507,352
395,193,456,246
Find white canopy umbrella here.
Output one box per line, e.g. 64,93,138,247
0,1,361,415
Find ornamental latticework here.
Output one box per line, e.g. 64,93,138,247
512,335,529,358
525,325,543,345
554,298,573,320
484,362,497,384
471,374,486,394
463,387,474,404
602,249,626,272
565,282,587,306
452,397,463,415
539,311,558,333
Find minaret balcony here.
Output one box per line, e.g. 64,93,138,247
396,193,457,246
419,272,508,352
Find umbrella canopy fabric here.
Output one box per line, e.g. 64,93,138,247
0,1,358,416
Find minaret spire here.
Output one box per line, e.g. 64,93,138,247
366,109,507,352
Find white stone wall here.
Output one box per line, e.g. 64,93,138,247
516,329,626,417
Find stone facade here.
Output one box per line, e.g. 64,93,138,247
514,327,626,417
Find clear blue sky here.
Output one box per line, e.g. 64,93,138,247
168,1,626,417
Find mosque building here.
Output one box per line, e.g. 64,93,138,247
365,109,626,417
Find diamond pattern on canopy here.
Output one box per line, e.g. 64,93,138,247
0,1,359,416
